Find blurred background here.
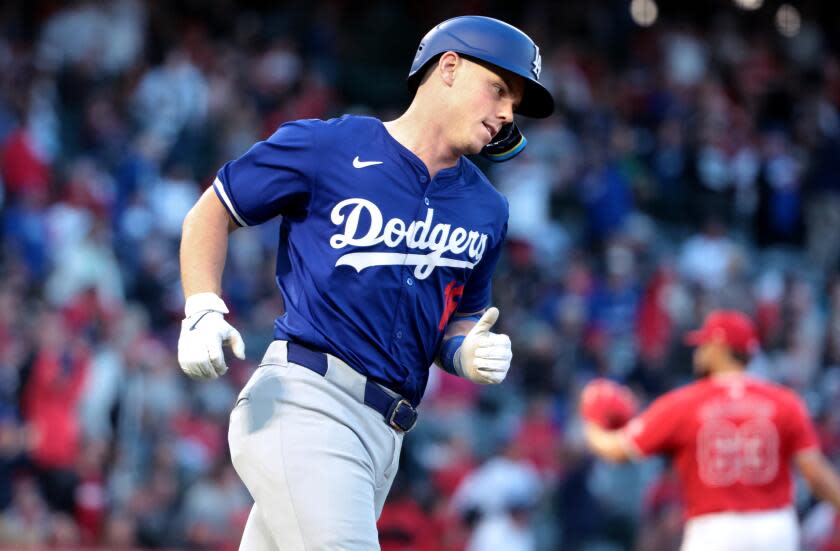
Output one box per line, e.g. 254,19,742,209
1,0,840,549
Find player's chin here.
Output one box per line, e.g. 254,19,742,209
466,142,485,155
466,135,489,155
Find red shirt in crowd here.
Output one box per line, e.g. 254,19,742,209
21,346,89,469
624,374,819,519
0,129,51,199
377,496,440,551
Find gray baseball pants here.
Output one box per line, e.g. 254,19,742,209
228,340,404,550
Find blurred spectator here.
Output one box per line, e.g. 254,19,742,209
0,127,51,202
509,394,563,481
21,313,89,514
825,277,840,368
634,468,683,551
466,504,536,551
180,459,250,548
1,187,50,282
678,218,744,291
132,48,209,157
754,130,806,247
803,501,840,551
44,219,124,307
451,438,542,550
101,511,138,548
772,274,825,386
804,134,840,273
35,0,145,76
588,242,642,377
650,118,690,223
0,477,51,546
48,511,82,547
377,477,440,551
496,155,569,263
0,412,31,511
578,141,634,249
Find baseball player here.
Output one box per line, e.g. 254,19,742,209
177,16,554,550
583,310,840,551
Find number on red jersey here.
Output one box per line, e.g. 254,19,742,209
696,417,780,487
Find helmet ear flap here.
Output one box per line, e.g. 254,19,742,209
480,122,527,162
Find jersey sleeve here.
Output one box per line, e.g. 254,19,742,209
786,393,820,454
213,120,317,226
624,391,684,457
457,219,508,314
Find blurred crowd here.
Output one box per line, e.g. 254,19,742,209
2,0,840,549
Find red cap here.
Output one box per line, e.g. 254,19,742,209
684,310,759,354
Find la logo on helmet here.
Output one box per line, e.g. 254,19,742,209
532,44,541,79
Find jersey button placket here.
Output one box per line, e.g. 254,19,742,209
391,170,428,348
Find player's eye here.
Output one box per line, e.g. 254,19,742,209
493,84,504,97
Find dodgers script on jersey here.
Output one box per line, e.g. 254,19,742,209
624,375,819,519
213,115,509,405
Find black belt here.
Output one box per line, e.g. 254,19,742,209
286,342,418,432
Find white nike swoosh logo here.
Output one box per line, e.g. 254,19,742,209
353,156,383,168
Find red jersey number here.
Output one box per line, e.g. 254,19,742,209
438,280,465,331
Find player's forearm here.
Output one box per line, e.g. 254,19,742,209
180,187,237,298
800,451,840,511
796,450,840,511
813,474,840,512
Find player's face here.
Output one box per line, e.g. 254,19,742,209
452,60,524,154
693,341,724,376
693,341,715,376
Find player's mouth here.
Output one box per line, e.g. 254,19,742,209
482,122,498,141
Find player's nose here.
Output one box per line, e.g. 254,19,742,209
498,99,515,124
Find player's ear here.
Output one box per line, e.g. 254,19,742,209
437,51,460,87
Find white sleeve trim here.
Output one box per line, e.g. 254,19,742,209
213,177,248,227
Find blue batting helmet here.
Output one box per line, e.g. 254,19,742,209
407,16,554,119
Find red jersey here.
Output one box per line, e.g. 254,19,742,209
624,374,819,519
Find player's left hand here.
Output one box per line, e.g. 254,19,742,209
456,307,512,384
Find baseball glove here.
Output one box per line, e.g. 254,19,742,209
580,378,638,430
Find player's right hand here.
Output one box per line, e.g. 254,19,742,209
178,292,245,379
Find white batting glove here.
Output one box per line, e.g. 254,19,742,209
178,292,245,379
455,307,512,384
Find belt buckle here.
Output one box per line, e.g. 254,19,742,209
387,399,418,432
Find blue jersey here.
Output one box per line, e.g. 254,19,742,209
213,115,508,405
